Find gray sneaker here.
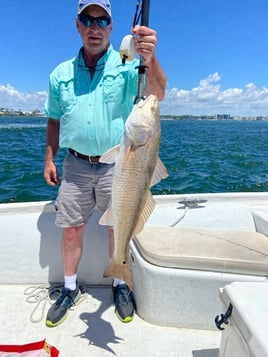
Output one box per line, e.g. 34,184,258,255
46,286,81,327
113,284,135,323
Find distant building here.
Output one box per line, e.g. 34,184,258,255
216,114,231,120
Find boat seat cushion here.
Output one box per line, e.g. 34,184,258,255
134,225,268,276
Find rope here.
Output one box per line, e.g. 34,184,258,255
170,206,189,227
24,284,88,323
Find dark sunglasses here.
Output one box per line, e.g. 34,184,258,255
78,14,111,28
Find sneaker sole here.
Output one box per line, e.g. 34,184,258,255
115,308,134,323
46,313,68,328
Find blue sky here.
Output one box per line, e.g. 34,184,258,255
1,0,268,116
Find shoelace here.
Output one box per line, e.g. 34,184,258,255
24,284,87,323
117,286,132,305
55,287,77,307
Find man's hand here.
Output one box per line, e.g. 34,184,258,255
44,160,59,186
132,25,157,65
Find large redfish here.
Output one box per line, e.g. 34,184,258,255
99,95,168,289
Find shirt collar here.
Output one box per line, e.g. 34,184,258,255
77,45,113,71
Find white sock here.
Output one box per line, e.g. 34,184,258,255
113,278,125,287
64,274,77,291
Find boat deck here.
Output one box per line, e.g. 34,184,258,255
2,193,268,356
0,285,220,357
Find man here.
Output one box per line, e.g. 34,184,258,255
44,0,166,327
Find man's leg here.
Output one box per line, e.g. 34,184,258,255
46,225,84,327
62,225,84,277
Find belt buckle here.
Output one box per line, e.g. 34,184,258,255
88,156,98,164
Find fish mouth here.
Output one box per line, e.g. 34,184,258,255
137,94,158,108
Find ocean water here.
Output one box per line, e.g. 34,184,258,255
1,116,268,203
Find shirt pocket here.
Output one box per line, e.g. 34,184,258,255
59,80,78,113
102,72,125,104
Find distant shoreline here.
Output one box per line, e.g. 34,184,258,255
0,111,43,117
160,114,268,121
1,112,268,121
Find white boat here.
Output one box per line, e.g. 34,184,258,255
1,192,268,356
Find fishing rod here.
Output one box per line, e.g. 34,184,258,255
134,0,150,103
140,0,150,30
119,0,151,103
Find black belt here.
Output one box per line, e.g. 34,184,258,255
69,148,101,164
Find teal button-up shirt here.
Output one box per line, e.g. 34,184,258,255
45,46,139,156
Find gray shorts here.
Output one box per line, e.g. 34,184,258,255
55,152,114,228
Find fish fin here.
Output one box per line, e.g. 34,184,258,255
99,206,114,226
103,260,133,290
99,145,120,164
133,192,156,235
123,144,133,163
150,157,169,187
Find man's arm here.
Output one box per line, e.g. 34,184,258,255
143,54,166,100
44,118,60,186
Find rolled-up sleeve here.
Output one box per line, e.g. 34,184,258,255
44,70,62,120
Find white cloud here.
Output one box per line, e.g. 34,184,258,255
161,73,268,116
1,74,268,116
0,84,47,112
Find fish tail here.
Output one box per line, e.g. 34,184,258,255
103,260,133,290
